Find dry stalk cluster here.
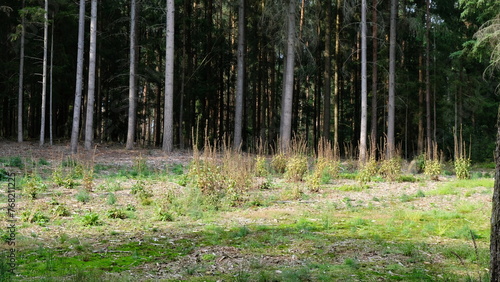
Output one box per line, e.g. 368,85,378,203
454,126,471,180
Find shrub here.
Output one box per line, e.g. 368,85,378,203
305,157,338,192
80,212,102,226
51,204,71,217
22,173,47,199
424,159,441,180
75,189,91,203
0,168,8,181
106,208,128,219
254,155,268,177
107,193,117,205
284,155,308,182
170,163,184,175
62,157,78,168
414,154,426,173
21,210,49,224
357,158,378,183
305,172,321,192
454,157,471,180
7,156,24,169
52,166,78,189
379,157,402,182
38,158,50,166
188,160,225,194
156,206,174,222
130,181,153,205
132,155,150,176
271,153,287,174
82,165,94,191
131,181,147,195
222,150,253,193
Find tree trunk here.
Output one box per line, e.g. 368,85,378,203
387,0,397,158
418,54,424,155
40,0,48,146
17,0,25,143
370,0,378,156
155,41,162,146
70,0,86,154
322,0,332,141
84,0,97,150
233,0,245,150
491,105,500,281
163,0,175,152
179,0,190,150
280,0,296,151
49,14,54,145
333,0,341,150
359,0,368,163
425,0,432,158
126,0,138,149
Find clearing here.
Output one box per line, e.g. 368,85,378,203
0,141,494,281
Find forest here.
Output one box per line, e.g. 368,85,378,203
0,0,499,159
1,1,500,280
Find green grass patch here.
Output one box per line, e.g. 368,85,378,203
428,178,493,196
336,184,369,192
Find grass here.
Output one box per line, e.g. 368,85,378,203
0,152,494,281
427,178,494,196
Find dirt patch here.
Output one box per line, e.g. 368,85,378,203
130,245,305,280
0,141,192,169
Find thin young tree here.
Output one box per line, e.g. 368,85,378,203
333,0,342,149
387,0,397,158
70,0,86,154
280,0,296,151
370,0,378,156
84,0,97,150
425,0,432,157
17,0,26,143
49,11,54,145
163,0,175,152
359,0,368,163
322,0,332,141
39,0,48,146
233,0,245,150
126,0,138,150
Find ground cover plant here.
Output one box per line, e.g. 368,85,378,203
0,142,495,281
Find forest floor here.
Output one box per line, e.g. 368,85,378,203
0,141,495,281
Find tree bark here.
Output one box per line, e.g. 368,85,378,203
425,0,432,158
17,0,25,143
280,0,296,151
163,0,175,152
233,0,245,150
370,0,378,156
84,0,97,150
322,0,332,141
70,0,86,154
333,0,341,150
49,13,54,145
359,0,368,163
418,54,424,155
491,105,500,281
387,0,397,158
126,0,138,149
40,0,48,146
